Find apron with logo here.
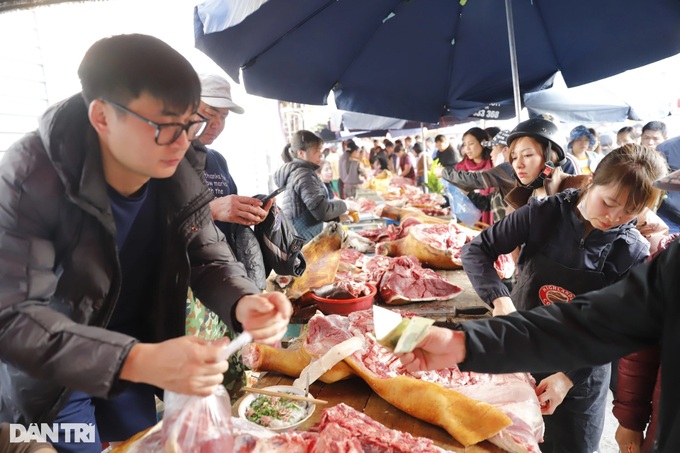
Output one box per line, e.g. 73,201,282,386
511,247,612,453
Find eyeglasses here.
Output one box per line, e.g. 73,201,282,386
102,99,208,145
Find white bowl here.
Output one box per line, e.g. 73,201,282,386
238,385,315,432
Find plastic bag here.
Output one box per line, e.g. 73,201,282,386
161,386,234,453
444,182,482,226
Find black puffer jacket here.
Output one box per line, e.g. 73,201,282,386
461,238,680,452
0,95,260,424
274,158,346,242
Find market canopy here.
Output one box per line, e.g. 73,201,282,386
195,0,680,123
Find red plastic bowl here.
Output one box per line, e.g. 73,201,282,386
309,283,376,316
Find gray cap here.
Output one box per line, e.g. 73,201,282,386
199,74,245,114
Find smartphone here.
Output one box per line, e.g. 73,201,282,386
258,186,286,205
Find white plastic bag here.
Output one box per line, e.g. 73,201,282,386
161,386,234,452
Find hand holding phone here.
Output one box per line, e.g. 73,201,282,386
257,186,286,206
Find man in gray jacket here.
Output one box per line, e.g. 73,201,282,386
0,34,292,452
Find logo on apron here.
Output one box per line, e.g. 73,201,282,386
538,285,575,306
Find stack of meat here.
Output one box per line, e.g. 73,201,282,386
362,175,450,217
271,221,465,306
337,252,463,305
360,206,515,278
243,309,545,452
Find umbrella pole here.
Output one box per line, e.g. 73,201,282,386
421,122,429,191
504,0,522,123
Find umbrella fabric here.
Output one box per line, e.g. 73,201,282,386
195,0,680,123
524,84,634,123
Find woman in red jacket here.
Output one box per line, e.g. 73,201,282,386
455,127,494,225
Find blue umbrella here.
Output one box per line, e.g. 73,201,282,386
194,0,680,123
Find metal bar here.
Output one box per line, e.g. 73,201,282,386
504,0,522,123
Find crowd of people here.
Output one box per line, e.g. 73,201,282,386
1,31,680,453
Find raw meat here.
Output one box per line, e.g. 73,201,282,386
234,431,316,453
494,252,516,280
300,313,513,447
376,223,468,269
317,403,445,453
339,248,366,267
376,222,514,276
355,197,378,213
161,388,233,453
244,310,544,452
378,255,463,304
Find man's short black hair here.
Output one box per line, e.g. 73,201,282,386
78,34,200,112
642,121,667,137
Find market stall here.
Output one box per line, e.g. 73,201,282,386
290,268,490,324
236,372,505,452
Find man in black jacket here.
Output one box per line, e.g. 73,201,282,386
399,168,680,452
0,34,292,452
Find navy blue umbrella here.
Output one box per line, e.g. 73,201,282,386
195,0,680,123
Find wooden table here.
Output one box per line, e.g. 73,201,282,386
291,268,490,324
236,372,504,452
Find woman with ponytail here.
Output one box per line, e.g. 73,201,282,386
274,130,348,241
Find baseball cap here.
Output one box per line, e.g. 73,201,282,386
199,74,245,114
482,129,511,147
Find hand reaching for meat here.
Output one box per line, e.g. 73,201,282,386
535,372,573,415
491,296,517,317
397,326,466,372
209,194,272,226
235,292,293,345
119,336,231,396
614,425,643,453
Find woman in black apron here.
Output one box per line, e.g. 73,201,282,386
461,141,667,453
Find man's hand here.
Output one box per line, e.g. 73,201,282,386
491,296,516,317
235,292,293,345
615,425,643,453
397,327,466,372
535,372,573,415
209,195,270,226
119,336,231,396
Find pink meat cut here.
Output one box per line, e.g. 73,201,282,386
378,255,462,304
335,254,462,305
304,310,544,452
317,403,445,453
233,404,444,452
